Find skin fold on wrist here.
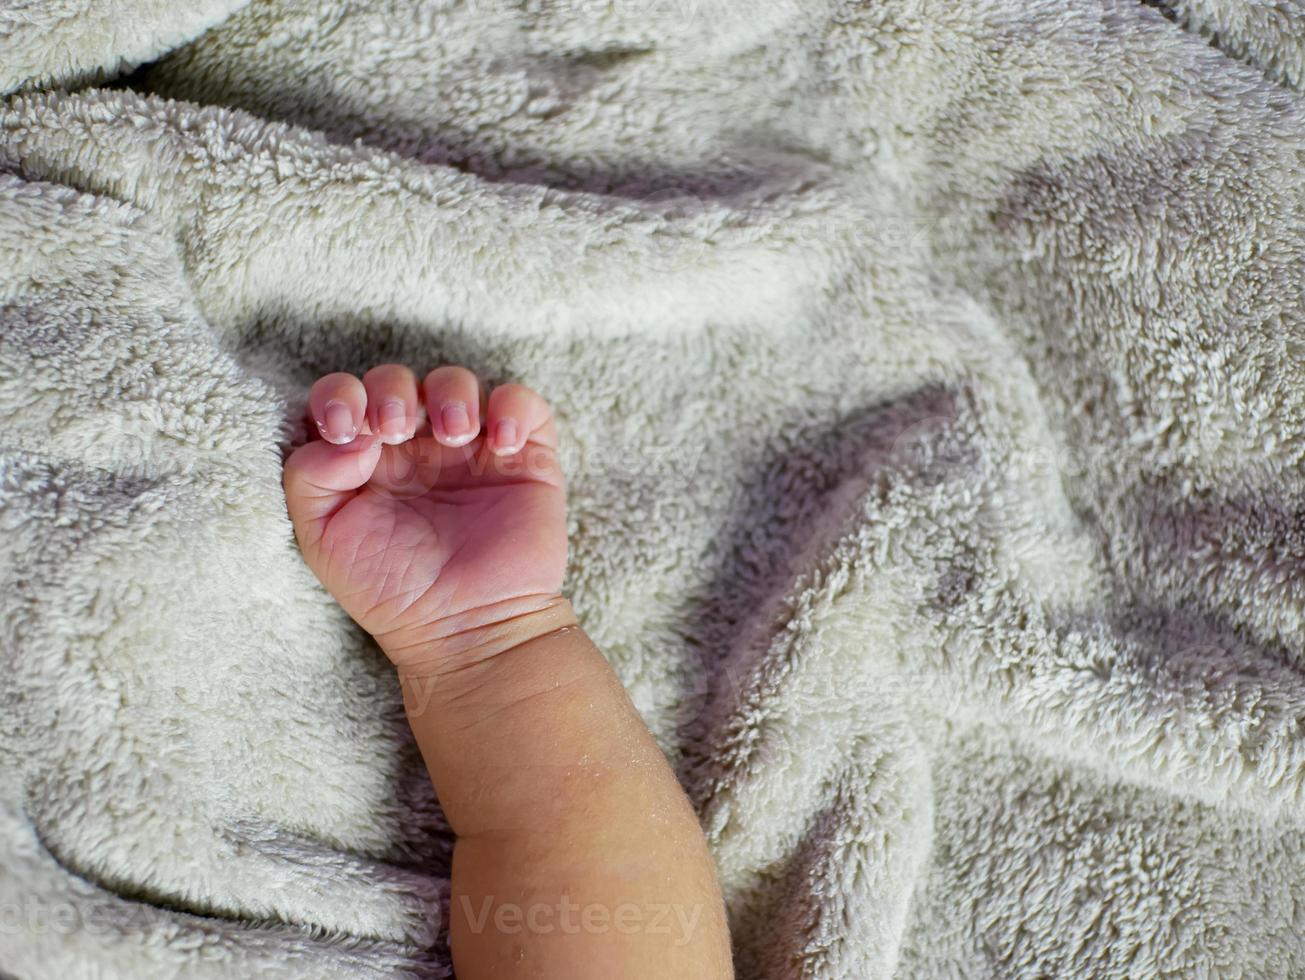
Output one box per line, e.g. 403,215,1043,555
391,595,581,717
384,593,577,675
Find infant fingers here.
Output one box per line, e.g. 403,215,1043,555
308,366,552,460
423,366,482,447
310,373,367,445
283,435,384,548
364,364,421,445
486,383,555,456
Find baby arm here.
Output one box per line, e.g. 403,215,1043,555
282,365,732,978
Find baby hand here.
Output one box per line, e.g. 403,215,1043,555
283,365,568,672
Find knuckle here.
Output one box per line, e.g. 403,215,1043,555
496,382,534,401
364,363,410,383
426,365,477,391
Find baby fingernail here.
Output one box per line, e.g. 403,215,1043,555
379,398,408,440
441,402,471,439
494,419,518,454
323,400,356,444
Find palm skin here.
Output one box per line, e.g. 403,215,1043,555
283,367,568,669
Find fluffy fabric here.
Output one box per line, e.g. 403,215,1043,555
3,0,1305,976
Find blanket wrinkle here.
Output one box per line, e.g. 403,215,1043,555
6,0,1305,977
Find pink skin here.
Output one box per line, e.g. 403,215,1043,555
284,365,736,980
285,364,566,668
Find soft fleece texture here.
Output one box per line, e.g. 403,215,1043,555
3,0,1305,976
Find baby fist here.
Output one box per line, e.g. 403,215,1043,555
283,365,568,671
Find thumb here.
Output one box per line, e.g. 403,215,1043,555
283,435,384,552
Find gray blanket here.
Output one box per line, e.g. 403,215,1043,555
4,0,1305,976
